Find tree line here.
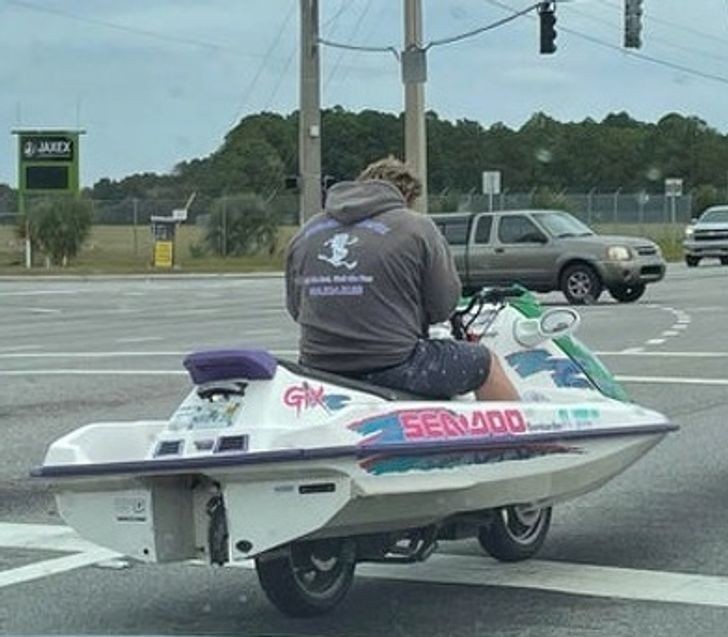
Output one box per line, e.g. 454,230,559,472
86,108,728,202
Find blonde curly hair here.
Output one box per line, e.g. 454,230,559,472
357,156,422,206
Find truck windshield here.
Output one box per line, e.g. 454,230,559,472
701,209,728,223
538,212,594,238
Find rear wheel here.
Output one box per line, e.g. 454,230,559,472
685,256,700,267
478,505,552,562
560,264,602,305
609,283,646,303
256,539,356,617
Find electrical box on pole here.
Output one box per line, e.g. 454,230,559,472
624,0,643,49
538,2,557,55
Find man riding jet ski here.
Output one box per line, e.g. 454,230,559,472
286,156,518,403
34,159,676,618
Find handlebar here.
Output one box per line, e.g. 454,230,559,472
449,286,526,340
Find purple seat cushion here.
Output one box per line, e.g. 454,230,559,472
184,349,277,385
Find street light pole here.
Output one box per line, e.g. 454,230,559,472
403,0,428,212
299,0,322,223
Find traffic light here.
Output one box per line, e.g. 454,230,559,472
538,2,557,55
624,0,643,49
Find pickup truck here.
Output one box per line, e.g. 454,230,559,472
431,209,666,304
683,205,728,267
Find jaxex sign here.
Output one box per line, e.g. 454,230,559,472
20,136,74,161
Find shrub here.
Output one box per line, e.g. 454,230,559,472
203,194,279,257
16,196,93,266
530,186,576,212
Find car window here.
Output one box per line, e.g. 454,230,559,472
435,218,469,245
474,216,493,244
498,215,547,244
701,209,728,223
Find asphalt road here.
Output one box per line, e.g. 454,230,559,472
1,263,728,636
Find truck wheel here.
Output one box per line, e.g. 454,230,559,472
721,258,728,266
685,256,700,267
560,264,602,305
478,505,552,562
609,283,646,303
256,539,356,617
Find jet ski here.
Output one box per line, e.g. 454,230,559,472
33,286,676,617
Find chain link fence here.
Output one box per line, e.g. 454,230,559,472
0,190,699,269
435,190,695,225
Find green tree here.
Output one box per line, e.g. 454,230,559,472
18,196,93,266
692,184,719,217
204,194,279,257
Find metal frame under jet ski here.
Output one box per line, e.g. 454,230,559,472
33,287,676,617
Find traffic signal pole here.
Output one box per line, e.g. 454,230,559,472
299,0,322,223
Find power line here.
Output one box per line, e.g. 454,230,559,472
4,0,269,60
224,0,297,133
325,0,375,89
596,0,728,46
319,3,542,55
322,0,353,31
426,2,541,49
483,0,728,87
319,38,397,55
562,1,728,65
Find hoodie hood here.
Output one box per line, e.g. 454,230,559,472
324,180,406,224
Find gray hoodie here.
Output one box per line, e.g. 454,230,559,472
285,180,461,373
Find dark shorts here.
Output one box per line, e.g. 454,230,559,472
360,339,492,399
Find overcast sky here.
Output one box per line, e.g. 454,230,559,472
2,0,727,186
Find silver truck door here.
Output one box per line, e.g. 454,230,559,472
492,214,558,288
465,213,499,287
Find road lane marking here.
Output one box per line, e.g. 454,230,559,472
20,307,61,314
0,290,85,297
0,523,101,553
3,523,728,607
597,351,728,358
0,349,299,359
0,345,41,352
615,375,728,386
0,549,117,589
646,339,666,345
0,368,726,386
115,336,165,344
0,370,187,376
358,553,728,609
662,331,679,337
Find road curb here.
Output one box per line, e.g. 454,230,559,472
0,271,284,282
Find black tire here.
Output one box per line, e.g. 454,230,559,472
609,283,646,303
685,256,700,267
256,539,356,617
721,257,728,266
560,263,603,305
478,505,552,562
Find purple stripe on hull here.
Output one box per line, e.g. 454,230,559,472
32,423,677,480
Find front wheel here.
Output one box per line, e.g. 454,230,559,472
685,256,700,267
256,539,356,617
720,257,728,266
478,505,552,562
560,264,603,305
609,283,646,303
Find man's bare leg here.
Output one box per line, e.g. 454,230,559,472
475,354,520,401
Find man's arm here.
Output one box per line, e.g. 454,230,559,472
421,219,462,324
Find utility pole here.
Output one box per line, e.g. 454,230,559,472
403,0,428,212
299,0,322,223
